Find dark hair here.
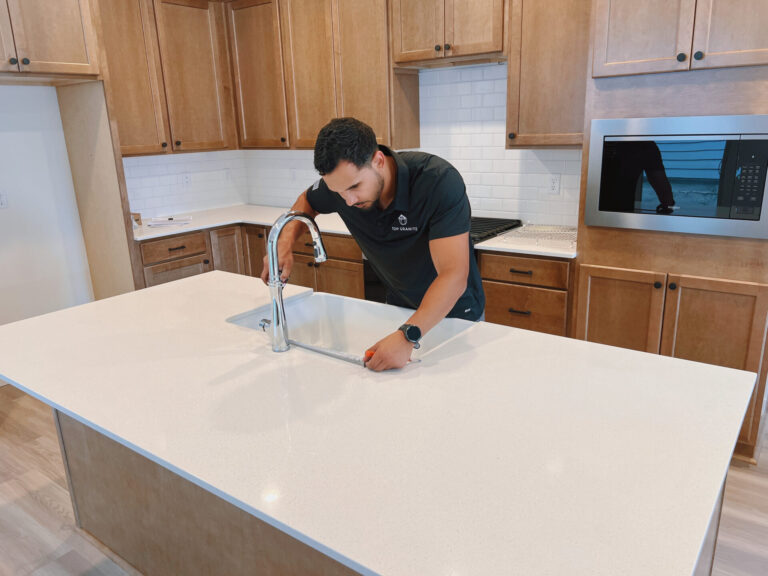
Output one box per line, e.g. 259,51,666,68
314,118,378,175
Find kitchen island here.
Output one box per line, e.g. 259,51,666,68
0,271,755,575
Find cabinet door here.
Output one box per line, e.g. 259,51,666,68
291,253,318,290
98,0,171,156
444,0,503,57
227,0,290,148
154,0,235,151
691,0,768,70
332,0,390,144
0,3,17,72
144,253,212,286
576,264,667,353
210,226,245,274
243,225,267,277
6,0,99,74
506,0,589,146
280,0,337,148
592,0,696,77
391,0,444,63
660,275,768,447
316,259,364,299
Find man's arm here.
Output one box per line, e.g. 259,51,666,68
260,190,319,284
364,232,469,371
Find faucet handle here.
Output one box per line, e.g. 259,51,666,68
258,318,271,332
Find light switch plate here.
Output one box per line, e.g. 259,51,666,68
548,174,561,195
0,191,8,209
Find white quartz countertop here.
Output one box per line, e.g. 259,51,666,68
133,204,350,241
474,224,578,259
0,272,754,576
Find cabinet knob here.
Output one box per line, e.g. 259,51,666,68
676,52,687,62
203,259,210,265
508,132,516,140
694,51,704,60
314,263,320,268
175,140,181,146
257,233,263,238
21,57,30,65
669,282,678,290
161,142,168,148
444,43,451,51
307,262,313,267
9,57,17,65
434,44,442,51
280,137,286,143
654,281,662,289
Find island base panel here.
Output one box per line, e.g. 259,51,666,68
55,411,362,576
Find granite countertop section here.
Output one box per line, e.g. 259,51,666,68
133,205,350,241
0,271,754,576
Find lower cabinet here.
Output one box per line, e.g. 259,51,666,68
479,251,572,336
210,225,245,274
242,224,268,277
290,231,364,299
144,254,212,286
140,230,213,287
577,263,768,460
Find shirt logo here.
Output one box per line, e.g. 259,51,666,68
398,214,408,226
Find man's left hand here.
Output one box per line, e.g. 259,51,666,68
364,331,413,371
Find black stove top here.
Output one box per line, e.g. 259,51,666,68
470,217,522,244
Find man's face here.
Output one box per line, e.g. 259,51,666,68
322,153,385,211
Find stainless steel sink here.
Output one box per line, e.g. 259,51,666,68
227,292,475,365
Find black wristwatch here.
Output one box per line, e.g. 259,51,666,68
398,323,421,349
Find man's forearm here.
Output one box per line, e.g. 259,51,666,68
405,270,467,335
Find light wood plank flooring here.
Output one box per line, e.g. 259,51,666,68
1,385,767,575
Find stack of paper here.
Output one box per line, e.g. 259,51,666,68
146,216,192,227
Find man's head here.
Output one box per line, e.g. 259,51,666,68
314,118,387,211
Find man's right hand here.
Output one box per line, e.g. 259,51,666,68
260,242,295,285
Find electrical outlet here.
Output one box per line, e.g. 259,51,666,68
0,191,8,209
548,174,561,195
181,174,191,187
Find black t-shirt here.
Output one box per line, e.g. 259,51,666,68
306,145,484,321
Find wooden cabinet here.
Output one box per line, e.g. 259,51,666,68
391,0,505,63
226,0,290,148
480,251,572,336
575,264,667,353
144,253,212,286
593,0,768,77
210,226,245,274
576,264,768,459
1,0,99,74
242,225,268,277
506,0,590,146
97,0,171,155
140,230,213,287
153,0,236,152
279,0,337,148
291,232,365,299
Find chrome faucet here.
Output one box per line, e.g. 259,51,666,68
265,211,327,352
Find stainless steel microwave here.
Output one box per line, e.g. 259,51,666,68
585,115,768,239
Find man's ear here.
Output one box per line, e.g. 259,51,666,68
371,150,386,170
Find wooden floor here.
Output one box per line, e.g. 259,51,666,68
1,385,767,576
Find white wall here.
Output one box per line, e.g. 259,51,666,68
0,86,93,327
123,63,581,225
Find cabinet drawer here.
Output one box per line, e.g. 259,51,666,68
293,231,362,261
141,232,208,265
143,254,212,287
483,280,567,336
480,253,569,290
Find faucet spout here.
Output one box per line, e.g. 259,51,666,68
266,211,327,352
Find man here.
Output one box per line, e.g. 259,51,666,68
262,118,484,372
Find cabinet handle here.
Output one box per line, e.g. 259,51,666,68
676,52,687,62
508,132,516,140
21,57,30,65
509,267,533,276
161,142,168,148
444,43,451,50
434,44,442,51
304,242,314,247
669,282,678,290
654,281,662,289
9,57,17,65
257,233,263,238
168,245,186,252
508,308,531,316
307,262,313,267
280,137,286,143
314,263,321,268
203,259,210,265
175,140,181,146
694,51,704,60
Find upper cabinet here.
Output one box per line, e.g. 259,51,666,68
506,0,590,146
280,0,338,148
226,0,290,148
153,0,236,152
97,0,170,155
392,0,504,64
1,0,99,74
593,0,768,77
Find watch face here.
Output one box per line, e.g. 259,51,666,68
405,324,421,342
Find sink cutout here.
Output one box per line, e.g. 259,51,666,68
227,292,475,363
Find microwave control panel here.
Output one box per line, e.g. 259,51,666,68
731,141,768,220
